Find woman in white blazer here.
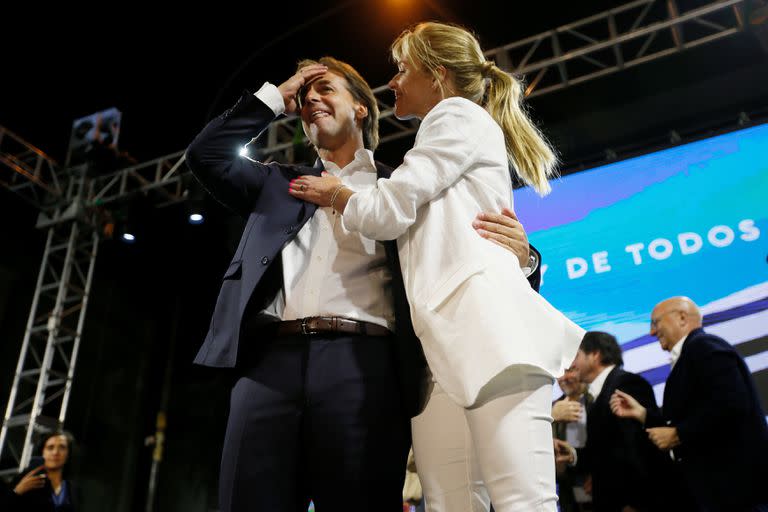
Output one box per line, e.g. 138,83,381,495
290,22,585,512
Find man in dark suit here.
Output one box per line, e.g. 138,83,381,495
611,296,768,512
570,331,664,512
552,365,590,512
186,57,540,512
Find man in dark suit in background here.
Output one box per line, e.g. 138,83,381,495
186,57,540,512
552,365,590,512
570,331,663,512
611,296,768,512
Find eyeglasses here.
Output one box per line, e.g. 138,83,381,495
650,309,682,328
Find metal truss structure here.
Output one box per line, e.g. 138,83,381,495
0,0,752,477
253,0,748,162
489,0,746,98
86,150,187,208
0,218,98,477
0,126,62,212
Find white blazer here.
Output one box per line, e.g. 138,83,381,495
344,97,585,407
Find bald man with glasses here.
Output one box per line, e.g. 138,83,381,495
611,296,768,512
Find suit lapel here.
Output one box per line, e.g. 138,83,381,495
374,161,398,259
664,357,682,407
309,157,324,176
663,329,699,409
587,367,619,438
597,367,620,405
293,159,323,222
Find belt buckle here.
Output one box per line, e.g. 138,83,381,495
300,317,317,335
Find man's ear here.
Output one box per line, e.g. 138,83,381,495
355,104,368,120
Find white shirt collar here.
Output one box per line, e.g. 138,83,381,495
669,335,687,368
321,148,375,176
588,364,616,399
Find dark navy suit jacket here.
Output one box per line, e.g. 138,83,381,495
647,328,768,511
580,367,667,511
185,91,541,418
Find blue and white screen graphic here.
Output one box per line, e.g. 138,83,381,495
516,123,768,405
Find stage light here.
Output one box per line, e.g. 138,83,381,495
184,177,207,225
114,196,145,244
119,216,138,243
239,145,249,157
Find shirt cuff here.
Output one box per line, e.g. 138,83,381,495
254,82,285,117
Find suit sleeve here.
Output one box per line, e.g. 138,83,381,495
673,342,751,448
644,407,666,428
185,90,282,217
615,374,663,506
343,99,496,240
574,446,589,473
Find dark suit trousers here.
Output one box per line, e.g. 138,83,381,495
219,333,410,512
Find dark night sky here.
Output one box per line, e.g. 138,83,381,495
2,0,631,164
2,3,767,510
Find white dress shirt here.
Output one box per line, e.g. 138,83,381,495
666,337,685,461
565,395,589,448
588,364,616,400
669,336,687,368
254,83,394,330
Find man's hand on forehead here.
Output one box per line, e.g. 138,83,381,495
277,64,328,113
298,77,324,107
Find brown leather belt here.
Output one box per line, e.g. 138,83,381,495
268,316,392,337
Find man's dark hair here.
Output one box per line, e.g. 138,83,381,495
296,56,380,150
579,331,623,366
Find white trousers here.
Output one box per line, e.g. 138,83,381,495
412,370,557,512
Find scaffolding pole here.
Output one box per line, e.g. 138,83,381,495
0,219,98,478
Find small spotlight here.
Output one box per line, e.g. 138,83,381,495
122,232,136,243
239,146,249,157
188,213,204,224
